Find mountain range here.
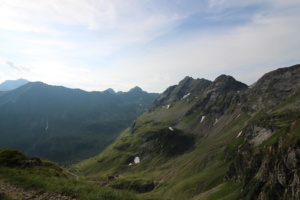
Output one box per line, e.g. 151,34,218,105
71,64,300,200
0,81,159,163
0,64,299,200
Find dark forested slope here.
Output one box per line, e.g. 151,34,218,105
0,82,159,163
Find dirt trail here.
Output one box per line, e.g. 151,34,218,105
65,170,79,181
0,179,77,200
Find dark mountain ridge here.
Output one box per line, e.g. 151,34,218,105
0,81,159,163
151,75,248,110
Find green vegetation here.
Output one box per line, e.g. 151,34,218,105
203,181,242,200
71,94,250,200
0,149,144,200
0,166,143,200
72,65,300,199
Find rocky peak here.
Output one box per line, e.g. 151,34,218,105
248,64,300,111
151,77,211,109
208,74,248,94
150,85,177,109
253,64,300,93
151,74,249,111
129,86,143,93
169,76,198,101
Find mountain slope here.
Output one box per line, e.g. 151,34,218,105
72,64,300,199
0,148,143,200
0,82,159,163
0,79,29,91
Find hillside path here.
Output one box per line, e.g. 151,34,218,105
66,170,79,181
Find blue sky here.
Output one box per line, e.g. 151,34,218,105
0,0,299,92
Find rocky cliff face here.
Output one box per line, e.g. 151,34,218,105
152,75,248,116
224,64,300,200
247,64,300,112
151,76,212,109
225,119,300,200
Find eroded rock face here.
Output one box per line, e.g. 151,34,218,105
151,77,212,109
225,123,300,200
249,127,274,146
151,75,249,111
207,75,248,95
223,65,300,200
248,64,300,111
256,144,300,200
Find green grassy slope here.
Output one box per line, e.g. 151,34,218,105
71,84,251,199
72,65,300,199
0,149,146,200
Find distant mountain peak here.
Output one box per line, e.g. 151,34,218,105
0,78,29,91
129,86,143,93
214,74,233,82
104,88,115,94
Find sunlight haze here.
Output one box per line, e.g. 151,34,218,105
0,0,299,92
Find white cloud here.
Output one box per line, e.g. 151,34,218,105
0,0,199,64
0,57,30,72
103,1,300,91
0,0,299,92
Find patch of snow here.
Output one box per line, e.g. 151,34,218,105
129,163,132,166
200,116,205,123
169,127,174,131
182,93,190,99
236,131,242,138
166,105,170,109
134,157,140,164
214,118,218,125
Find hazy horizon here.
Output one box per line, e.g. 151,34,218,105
0,0,299,93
